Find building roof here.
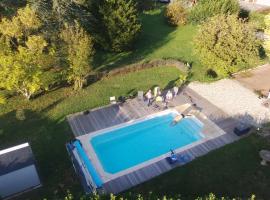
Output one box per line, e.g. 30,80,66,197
0,143,35,176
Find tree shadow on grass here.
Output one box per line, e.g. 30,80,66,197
92,7,176,72
0,108,80,199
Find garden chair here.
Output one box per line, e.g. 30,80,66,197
110,96,117,104
137,91,144,101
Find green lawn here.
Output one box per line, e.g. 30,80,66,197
0,66,181,199
93,8,209,81
126,134,270,199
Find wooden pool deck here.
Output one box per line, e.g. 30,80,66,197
67,87,240,194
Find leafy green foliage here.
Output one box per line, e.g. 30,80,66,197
0,5,57,99
0,0,26,17
194,14,261,77
60,22,95,90
0,4,41,40
0,94,6,104
263,13,270,57
62,191,256,200
165,1,187,26
0,36,47,99
92,0,141,52
249,11,266,30
175,73,187,86
29,0,93,28
188,0,240,24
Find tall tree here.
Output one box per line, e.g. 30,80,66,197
0,0,26,18
60,22,95,90
92,0,141,52
0,5,58,99
0,36,47,100
194,14,261,77
0,4,42,47
28,0,94,32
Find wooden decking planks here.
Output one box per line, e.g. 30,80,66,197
67,99,157,137
67,85,242,194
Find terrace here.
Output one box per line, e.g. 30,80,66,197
66,86,240,194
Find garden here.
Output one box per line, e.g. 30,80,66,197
0,0,270,199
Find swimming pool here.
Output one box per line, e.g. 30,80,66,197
90,111,204,174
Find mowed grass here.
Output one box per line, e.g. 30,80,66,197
93,8,209,81
126,134,270,199
0,66,181,199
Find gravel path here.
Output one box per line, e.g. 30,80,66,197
189,79,270,126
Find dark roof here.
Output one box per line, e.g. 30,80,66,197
0,143,35,176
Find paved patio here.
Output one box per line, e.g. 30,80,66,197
189,78,270,126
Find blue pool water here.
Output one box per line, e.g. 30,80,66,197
90,112,204,174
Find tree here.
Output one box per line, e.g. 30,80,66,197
264,13,270,58
92,0,141,52
165,1,187,26
28,0,94,33
0,0,26,18
0,36,47,100
0,4,41,42
0,5,58,99
194,14,261,77
60,22,95,90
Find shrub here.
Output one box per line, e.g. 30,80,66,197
165,1,187,26
175,73,187,86
188,0,240,24
194,14,262,77
249,11,266,30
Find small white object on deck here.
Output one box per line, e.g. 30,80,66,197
110,96,116,104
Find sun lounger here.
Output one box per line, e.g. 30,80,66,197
234,123,251,136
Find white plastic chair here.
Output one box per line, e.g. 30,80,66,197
110,96,116,104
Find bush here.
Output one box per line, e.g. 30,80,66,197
249,11,266,30
165,1,187,26
188,0,240,24
194,14,262,77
